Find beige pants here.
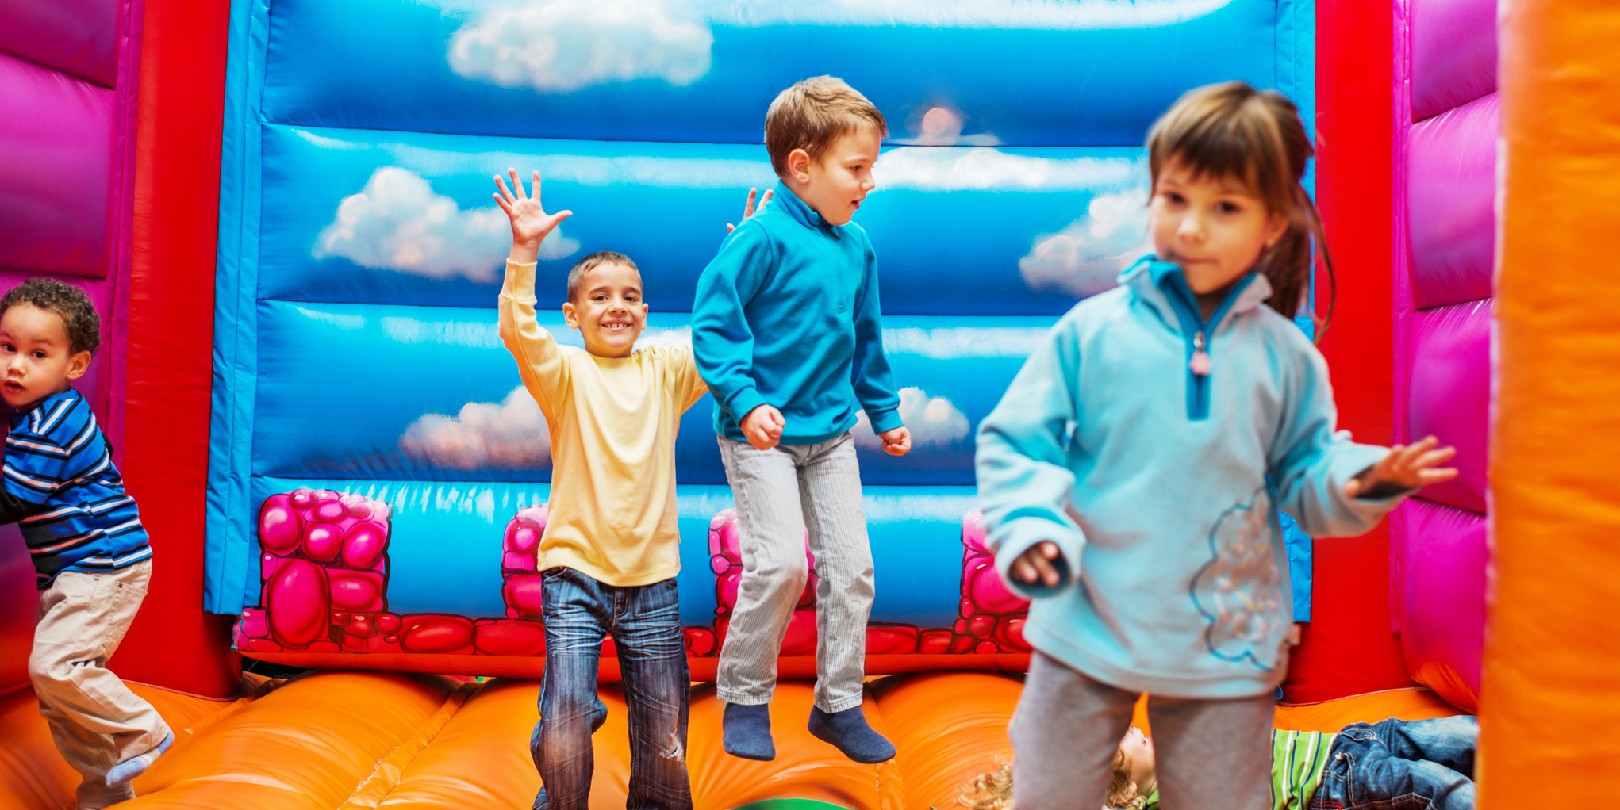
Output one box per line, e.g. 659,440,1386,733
30,559,171,809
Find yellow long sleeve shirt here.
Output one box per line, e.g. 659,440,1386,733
497,259,707,586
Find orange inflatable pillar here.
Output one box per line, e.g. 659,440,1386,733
1486,1,1620,805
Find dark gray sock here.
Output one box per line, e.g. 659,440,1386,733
723,702,776,761
808,705,895,764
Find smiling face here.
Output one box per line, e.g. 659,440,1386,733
562,260,647,358
0,303,90,410
788,126,881,226
1149,158,1288,305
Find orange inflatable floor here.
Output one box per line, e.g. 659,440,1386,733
0,671,1461,810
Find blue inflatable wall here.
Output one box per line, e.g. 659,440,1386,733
207,0,1314,672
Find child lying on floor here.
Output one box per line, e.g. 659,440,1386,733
955,715,1478,810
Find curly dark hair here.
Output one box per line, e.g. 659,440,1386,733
0,279,102,355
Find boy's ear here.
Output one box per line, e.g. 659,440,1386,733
786,148,812,182
561,301,579,330
65,350,91,381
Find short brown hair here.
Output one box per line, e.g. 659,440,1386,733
565,250,640,302
0,278,101,355
764,75,888,177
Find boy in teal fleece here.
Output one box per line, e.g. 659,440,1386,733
974,82,1458,809
692,75,910,764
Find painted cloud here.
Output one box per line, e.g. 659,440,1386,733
875,147,1140,191
448,0,1232,92
854,387,970,450
316,167,580,281
449,0,712,92
400,387,551,469
1019,188,1152,297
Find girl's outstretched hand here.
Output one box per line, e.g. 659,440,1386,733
494,168,572,262
1009,541,1067,589
1344,435,1459,499
726,187,773,233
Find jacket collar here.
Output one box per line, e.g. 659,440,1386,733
771,181,839,238
1120,254,1272,328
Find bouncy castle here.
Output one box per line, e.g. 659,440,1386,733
1,0,1616,806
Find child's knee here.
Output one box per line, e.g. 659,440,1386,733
543,690,608,727
27,647,69,686
751,557,809,595
810,555,873,591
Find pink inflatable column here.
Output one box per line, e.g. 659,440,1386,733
1388,0,1497,712
0,0,143,695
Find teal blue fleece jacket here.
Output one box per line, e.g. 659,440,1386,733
975,257,1401,699
692,182,902,444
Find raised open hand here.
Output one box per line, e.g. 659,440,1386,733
1344,435,1459,499
725,187,773,233
493,168,573,260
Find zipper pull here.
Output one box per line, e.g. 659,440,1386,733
1189,332,1212,376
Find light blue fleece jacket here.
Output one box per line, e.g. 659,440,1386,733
692,182,903,444
975,257,1401,698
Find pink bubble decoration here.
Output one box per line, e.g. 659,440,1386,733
342,522,388,569
400,615,475,654
684,627,717,657
259,494,300,554
474,619,547,657
503,574,543,619
954,511,1031,654
247,489,395,653
868,626,920,655
502,505,548,618
302,522,342,562
265,559,330,648
314,499,346,522
708,509,817,620
328,570,385,612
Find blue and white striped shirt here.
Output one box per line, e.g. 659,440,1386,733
6,388,150,588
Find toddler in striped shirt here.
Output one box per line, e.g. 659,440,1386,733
1,279,171,809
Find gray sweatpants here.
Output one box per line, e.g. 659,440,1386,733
1010,651,1274,810
715,433,874,713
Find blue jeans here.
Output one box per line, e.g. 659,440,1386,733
1312,716,1477,810
531,568,692,810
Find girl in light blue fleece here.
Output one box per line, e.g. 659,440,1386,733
974,81,1458,810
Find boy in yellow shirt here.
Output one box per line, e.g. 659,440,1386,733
494,169,732,809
